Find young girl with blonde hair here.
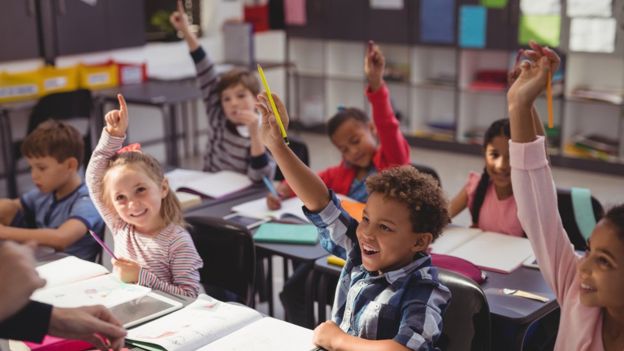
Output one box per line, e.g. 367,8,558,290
86,94,202,297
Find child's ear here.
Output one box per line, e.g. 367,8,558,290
160,178,170,199
412,232,433,253
368,121,377,138
65,157,79,171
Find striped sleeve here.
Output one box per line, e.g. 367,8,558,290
85,129,126,232
137,232,203,298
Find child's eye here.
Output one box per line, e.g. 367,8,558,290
596,256,612,268
115,194,126,201
361,216,369,223
379,224,392,232
136,187,146,193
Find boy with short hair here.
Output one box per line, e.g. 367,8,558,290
170,1,275,181
256,93,451,351
0,120,105,262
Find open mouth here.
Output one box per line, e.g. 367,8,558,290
361,243,380,256
580,282,596,292
130,209,147,218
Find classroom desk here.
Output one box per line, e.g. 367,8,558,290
185,187,328,317
95,79,201,167
309,256,559,351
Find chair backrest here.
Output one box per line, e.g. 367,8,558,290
435,269,491,351
16,89,94,166
556,187,604,251
411,163,442,187
274,136,310,181
185,215,256,306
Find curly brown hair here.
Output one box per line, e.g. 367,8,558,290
21,119,84,167
366,165,449,240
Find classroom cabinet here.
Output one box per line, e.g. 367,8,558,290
0,0,40,62
39,0,145,58
286,0,624,175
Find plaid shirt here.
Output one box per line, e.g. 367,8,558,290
305,192,451,351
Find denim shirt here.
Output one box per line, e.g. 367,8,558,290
304,191,451,350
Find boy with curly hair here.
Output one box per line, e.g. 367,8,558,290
257,93,451,351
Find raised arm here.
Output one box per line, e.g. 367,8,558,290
169,0,199,52
365,42,410,166
86,94,129,232
508,42,577,301
256,93,330,212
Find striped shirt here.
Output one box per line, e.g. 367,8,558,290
305,192,451,350
86,130,203,297
191,47,275,182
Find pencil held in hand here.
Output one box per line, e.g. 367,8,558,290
257,64,289,145
89,230,117,260
546,73,553,129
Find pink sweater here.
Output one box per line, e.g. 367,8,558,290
465,171,524,237
510,136,604,351
86,130,203,297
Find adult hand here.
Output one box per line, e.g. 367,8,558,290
48,305,126,351
105,94,129,138
0,241,46,321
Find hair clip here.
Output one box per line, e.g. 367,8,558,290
116,143,142,154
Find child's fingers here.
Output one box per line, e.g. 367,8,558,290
117,94,127,116
177,0,184,14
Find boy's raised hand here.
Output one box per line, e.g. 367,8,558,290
256,92,289,150
364,40,385,91
507,41,560,108
169,0,190,33
105,94,128,138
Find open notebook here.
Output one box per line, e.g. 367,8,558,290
165,169,252,198
430,227,535,273
127,294,314,351
33,256,182,328
231,196,308,222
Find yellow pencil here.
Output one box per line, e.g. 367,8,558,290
257,64,289,144
546,73,553,129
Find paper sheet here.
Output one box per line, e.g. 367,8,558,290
459,5,487,48
520,0,561,15
518,15,561,47
569,17,616,53
567,0,612,17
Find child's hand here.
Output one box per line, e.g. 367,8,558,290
105,94,128,138
364,40,385,92
266,193,282,210
230,110,259,128
169,0,191,34
313,320,345,350
112,257,140,284
507,41,560,108
255,92,289,150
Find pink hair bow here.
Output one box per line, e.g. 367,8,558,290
116,143,142,154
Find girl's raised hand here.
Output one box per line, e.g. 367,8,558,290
507,41,560,108
364,40,385,91
105,94,128,138
255,92,289,150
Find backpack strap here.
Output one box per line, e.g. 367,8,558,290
571,187,596,241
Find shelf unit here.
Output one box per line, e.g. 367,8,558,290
285,0,624,175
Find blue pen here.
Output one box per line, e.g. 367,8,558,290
262,176,279,197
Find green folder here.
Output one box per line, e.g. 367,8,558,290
253,223,319,245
